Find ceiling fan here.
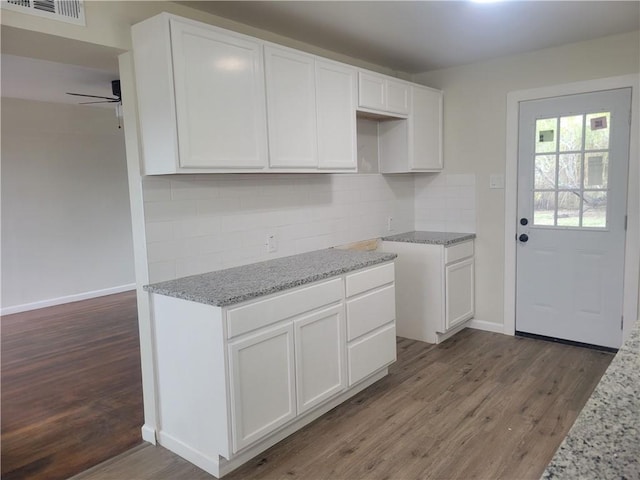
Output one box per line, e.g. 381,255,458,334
66,80,121,104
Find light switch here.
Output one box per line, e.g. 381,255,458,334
489,174,505,189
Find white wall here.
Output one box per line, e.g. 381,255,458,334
1,98,135,312
142,174,414,283
413,30,640,327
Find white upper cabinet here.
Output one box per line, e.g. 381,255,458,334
264,45,357,171
265,46,318,169
409,85,443,171
132,15,268,174
315,60,357,170
378,84,443,173
357,72,410,117
131,13,439,175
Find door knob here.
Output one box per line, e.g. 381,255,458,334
519,233,529,242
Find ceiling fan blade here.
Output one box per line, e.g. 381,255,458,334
66,92,119,101
78,100,120,104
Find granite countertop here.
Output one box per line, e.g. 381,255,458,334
144,248,396,307
542,319,640,479
381,231,476,246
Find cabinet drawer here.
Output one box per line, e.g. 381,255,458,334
345,262,394,298
227,278,342,338
445,241,474,265
347,323,396,386
346,285,395,341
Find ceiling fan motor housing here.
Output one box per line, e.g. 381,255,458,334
112,80,121,99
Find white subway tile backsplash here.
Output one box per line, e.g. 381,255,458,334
175,253,222,278
146,221,174,243
145,200,197,223
415,173,476,233
148,260,176,283
142,172,461,282
142,177,172,202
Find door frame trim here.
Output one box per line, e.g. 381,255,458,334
504,74,639,341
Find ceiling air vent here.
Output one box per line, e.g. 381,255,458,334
1,0,85,25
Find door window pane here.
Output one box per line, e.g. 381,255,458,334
585,112,610,150
583,191,607,228
529,110,609,230
535,155,556,189
558,154,582,189
557,191,581,226
584,153,608,189
535,118,557,153
559,115,583,152
533,192,556,226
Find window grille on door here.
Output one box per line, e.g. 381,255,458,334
532,112,610,229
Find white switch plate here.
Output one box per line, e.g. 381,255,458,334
489,174,505,189
387,216,393,231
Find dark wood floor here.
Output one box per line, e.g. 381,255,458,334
1,291,144,480
72,328,612,480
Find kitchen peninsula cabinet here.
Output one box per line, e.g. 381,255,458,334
380,232,475,344
145,249,396,477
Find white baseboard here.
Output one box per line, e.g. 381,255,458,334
467,319,507,335
141,424,157,445
1,283,136,316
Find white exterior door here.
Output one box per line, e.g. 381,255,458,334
516,88,631,349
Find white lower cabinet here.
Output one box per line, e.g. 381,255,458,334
150,261,395,478
445,257,475,331
229,323,296,453
294,305,345,413
345,263,397,385
379,239,474,344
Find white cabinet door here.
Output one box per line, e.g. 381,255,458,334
445,257,475,331
386,78,410,115
316,60,357,170
229,323,295,453
358,72,386,112
170,19,268,170
294,305,346,414
265,45,317,168
410,85,443,170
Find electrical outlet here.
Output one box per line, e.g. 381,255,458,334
387,216,393,231
266,233,277,253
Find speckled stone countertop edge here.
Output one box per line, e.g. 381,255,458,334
144,249,397,307
541,318,640,479
381,230,476,246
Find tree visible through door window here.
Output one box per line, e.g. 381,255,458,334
532,112,610,228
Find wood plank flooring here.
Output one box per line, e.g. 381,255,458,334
72,328,612,480
1,291,144,480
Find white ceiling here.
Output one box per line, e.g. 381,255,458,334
1,54,118,108
180,0,640,73
1,1,638,107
